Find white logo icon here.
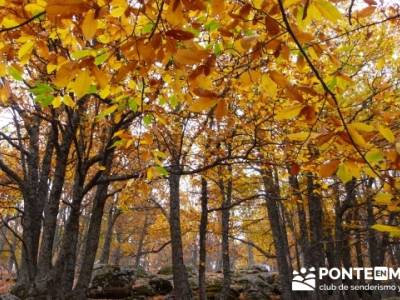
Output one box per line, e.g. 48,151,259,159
292,267,316,291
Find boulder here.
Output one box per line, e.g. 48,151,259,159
130,276,172,299
87,265,135,299
157,266,173,276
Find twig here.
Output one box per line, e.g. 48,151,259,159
277,0,385,182
0,11,45,33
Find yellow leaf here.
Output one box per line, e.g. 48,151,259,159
62,95,75,108
336,163,352,183
374,192,393,205
314,0,342,23
0,62,6,77
1,17,19,28
287,132,309,141
110,0,127,17
71,69,91,98
275,105,303,120
351,122,374,132
261,74,277,98
377,124,395,143
346,160,361,179
18,40,35,60
348,126,371,148
189,98,217,112
52,96,62,108
47,63,57,74
371,224,400,234
82,10,97,40
24,3,45,14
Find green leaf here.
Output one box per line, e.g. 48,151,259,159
366,149,384,166
30,83,55,107
143,22,154,34
8,66,23,81
214,42,222,55
97,104,118,120
169,95,178,109
128,98,138,112
71,49,92,60
143,114,153,125
94,52,109,65
205,20,219,32
155,166,168,176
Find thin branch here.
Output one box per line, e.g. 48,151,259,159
277,0,384,182
229,235,276,259
0,11,45,33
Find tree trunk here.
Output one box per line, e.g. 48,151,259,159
134,213,149,271
288,172,310,266
220,165,232,300
198,177,208,300
76,181,112,292
261,169,293,300
168,168,192,300
99,205,120,265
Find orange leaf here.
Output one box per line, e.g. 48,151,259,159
268,70,289,87
215,100,228,121
189,98,216,112
82,10,97,40
174,48,208,65
318,160,340,177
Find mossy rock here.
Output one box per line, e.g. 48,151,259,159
157,265,173,275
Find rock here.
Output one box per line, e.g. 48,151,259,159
149,277,173,295
87,265,135,299
131,278,156,297
86,264,280,299
157,265,173,276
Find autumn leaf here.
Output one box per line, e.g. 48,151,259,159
377,124,395,143
275,105,303,121
189,98,217,112
318,160,340,178
166,29,195,41
82,10,97,40
70,69,91,98
215,100,228,120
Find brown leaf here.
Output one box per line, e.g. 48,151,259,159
165,29,195,41
192,88,218,98
265,15,280,36
290,163,300,175
215,100,228,121
239,3,252,18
